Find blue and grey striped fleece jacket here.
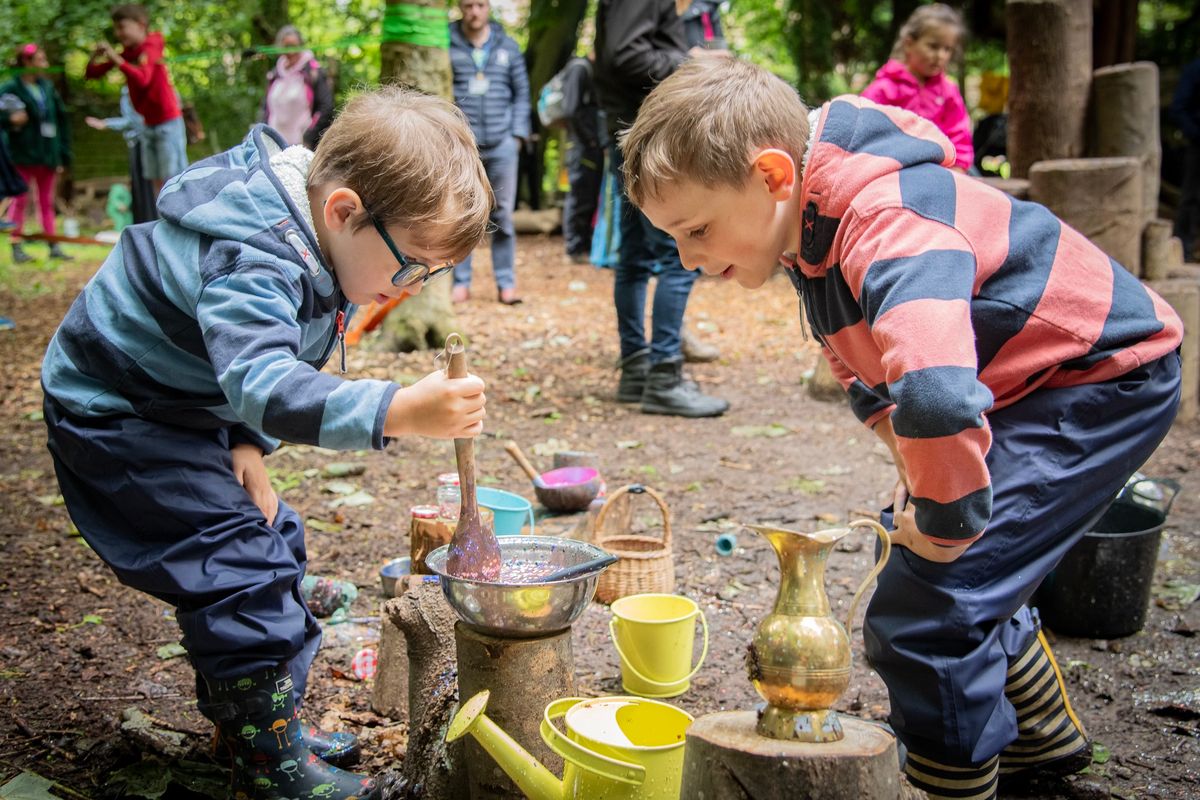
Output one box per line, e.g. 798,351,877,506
41,125,400,454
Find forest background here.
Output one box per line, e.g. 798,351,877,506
0,0,1197,206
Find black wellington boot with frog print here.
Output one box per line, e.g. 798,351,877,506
198,663,379,800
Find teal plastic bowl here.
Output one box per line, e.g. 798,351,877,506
476,486,535,535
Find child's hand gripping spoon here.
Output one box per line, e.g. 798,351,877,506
442,334,502,581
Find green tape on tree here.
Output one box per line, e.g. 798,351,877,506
382,3,450,49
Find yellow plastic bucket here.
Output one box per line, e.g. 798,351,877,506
609,594,708,698
541,695,692,800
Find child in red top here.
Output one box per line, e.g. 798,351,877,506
862,3,972,170
85,3,187,190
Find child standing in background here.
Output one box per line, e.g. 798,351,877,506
85,3,188,194
862,3,973,171
0,44,73,263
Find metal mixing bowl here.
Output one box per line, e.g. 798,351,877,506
425,536,612,638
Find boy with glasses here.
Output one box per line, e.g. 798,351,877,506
40,87,492,799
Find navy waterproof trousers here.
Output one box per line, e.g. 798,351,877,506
864,352,1181,766
44,397,321,700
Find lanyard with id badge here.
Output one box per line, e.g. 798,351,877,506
468,44,491,96
29,84,55,139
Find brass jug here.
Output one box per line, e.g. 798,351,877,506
744,519,891,743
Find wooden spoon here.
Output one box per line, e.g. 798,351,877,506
443,334,502,581
503,440,547,488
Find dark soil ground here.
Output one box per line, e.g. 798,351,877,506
0,235,1197,799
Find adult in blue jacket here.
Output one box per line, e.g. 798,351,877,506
450,0,531,304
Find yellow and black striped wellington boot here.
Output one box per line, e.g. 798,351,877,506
904,752,999,800
999,630,1092,780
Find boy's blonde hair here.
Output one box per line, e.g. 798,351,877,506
309,86,493,261
892,3,965,60
620,58,809,208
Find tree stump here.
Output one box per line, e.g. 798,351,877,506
411,515,455,575
372,598,410,720
680,712,902,800
386,580,468,799
1006,0,1092,178
1027,157,1143,273
1088,62,1161,225
808,356,846,403
1146,279,1199,422
376,279,461,354
1143,220,1174,281
455,624,575,799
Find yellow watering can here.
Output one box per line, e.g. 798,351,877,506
447,690,693,800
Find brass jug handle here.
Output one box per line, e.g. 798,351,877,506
844,518,891,636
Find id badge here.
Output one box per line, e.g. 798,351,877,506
40,120,57,138
468,73,490,96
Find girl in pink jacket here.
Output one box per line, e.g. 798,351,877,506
862,3,973,170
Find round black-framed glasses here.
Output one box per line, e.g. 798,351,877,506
367,209,456,288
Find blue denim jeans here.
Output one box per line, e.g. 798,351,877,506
455,137,519,291
608,143,698,363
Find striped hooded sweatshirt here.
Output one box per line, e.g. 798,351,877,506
788,96,1183,546
42,125,398,454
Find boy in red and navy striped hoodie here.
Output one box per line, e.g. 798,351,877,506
623,58,1182,799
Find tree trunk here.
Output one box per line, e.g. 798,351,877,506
1092,0,1137,69
253,0,290,44
377,0,459,352
1143,220,1175,282
455,624,575,799
680,712,903,799
1088,62,1161,225
372,598,410,721
1028,157,1143,274
385,581,469,799
1145,279,1199,423
1006,0,1092,178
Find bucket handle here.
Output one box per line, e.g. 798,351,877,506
608,607,709,690
1128,477,1181,517
844,519,892,637
540,697,646,786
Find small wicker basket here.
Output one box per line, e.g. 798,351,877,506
593,484,674,605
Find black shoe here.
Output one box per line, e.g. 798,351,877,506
48,243,74,261
11,243,32,264
640,356,729,417
616,348,650,403
198,663,379,799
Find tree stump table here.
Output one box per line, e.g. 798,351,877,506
680,711,902,800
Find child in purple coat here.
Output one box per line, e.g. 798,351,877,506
862,3,973,171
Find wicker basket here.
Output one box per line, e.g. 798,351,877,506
593,484,674,605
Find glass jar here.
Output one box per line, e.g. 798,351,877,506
436,472,461,520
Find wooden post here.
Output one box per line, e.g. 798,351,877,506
680,712,903,799
1143,220,1175,282
455,624,575,799
1006,0,1092,178
1028,157,1143,274
1088,62,1161,225
387,580,469,798
1146,279,1199,422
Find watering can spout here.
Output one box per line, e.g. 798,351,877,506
447,691,564,800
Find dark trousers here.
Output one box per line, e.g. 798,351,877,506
129,143,158,225
608,142,698,363
865,353,1181,766
44,398,321,703
563,137,603,256
1175,141,1200,261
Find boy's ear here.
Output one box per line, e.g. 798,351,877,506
752,149,797,199
322,187,365,233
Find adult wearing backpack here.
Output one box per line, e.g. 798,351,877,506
556,54,604,263
262,25,334,150
450,0,530,305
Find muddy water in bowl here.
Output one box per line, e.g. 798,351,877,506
426,536,616,637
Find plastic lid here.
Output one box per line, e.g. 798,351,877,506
410,505,440,519
437,472,461,486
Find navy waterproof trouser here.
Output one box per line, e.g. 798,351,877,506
864,353,1181,766
44,397,321,702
